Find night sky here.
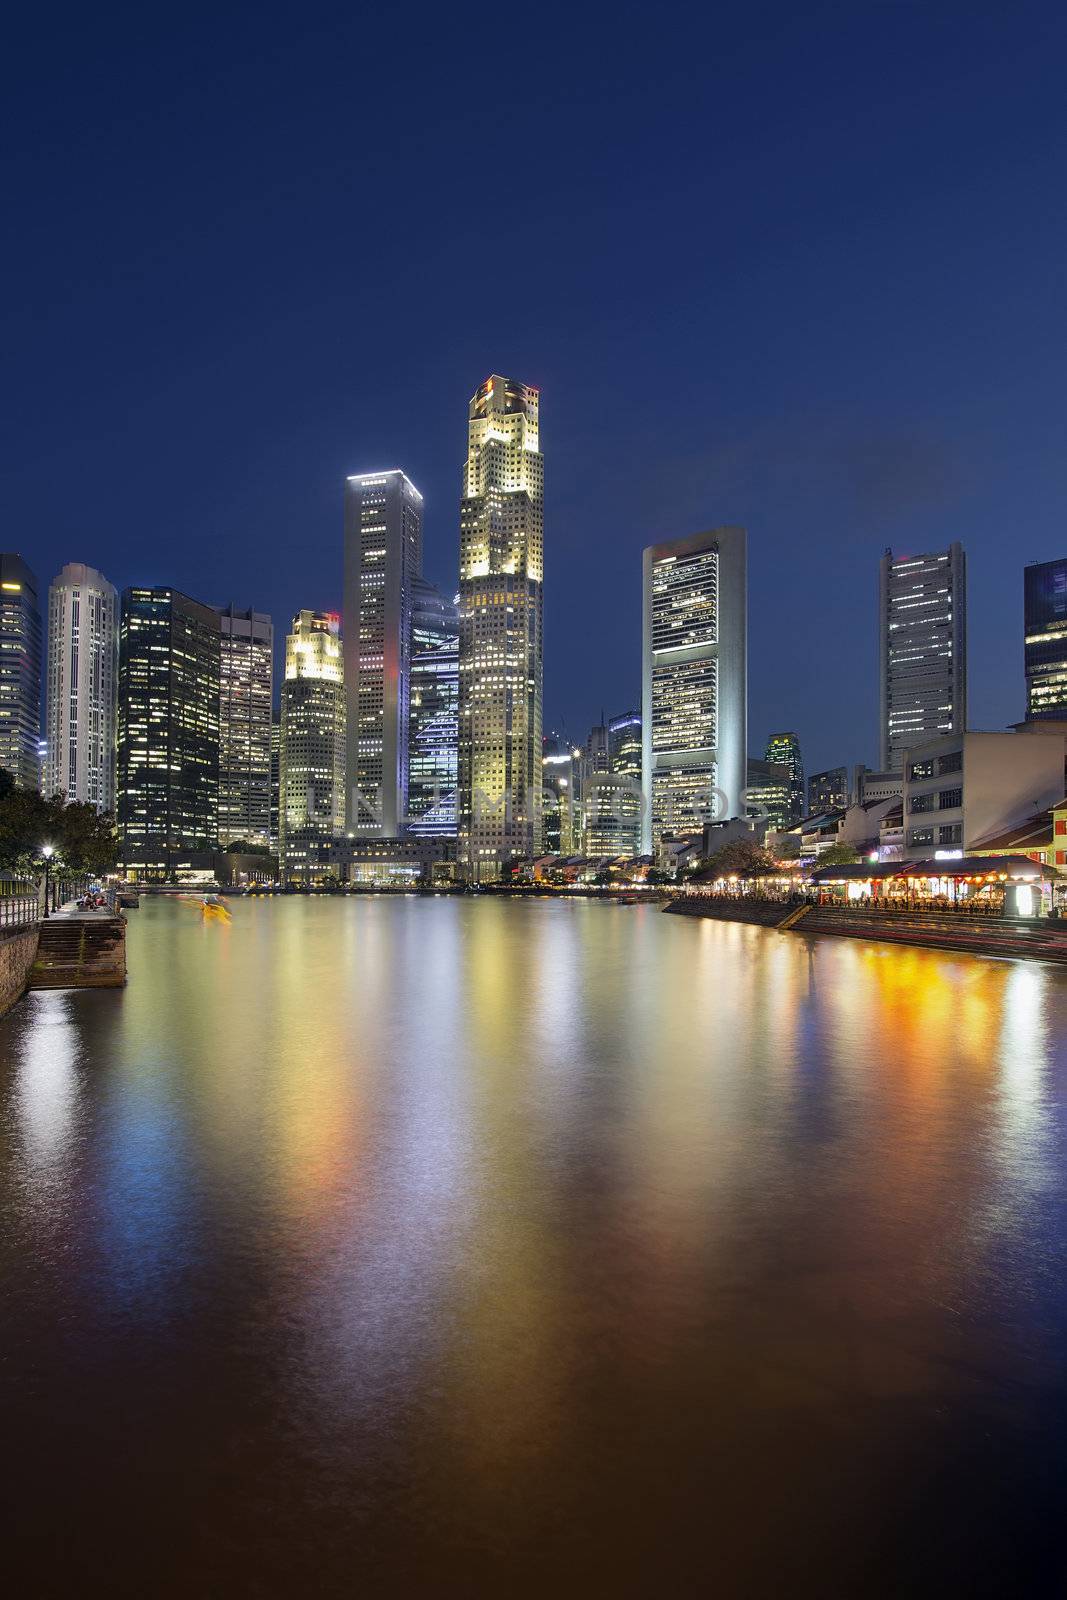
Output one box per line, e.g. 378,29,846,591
6,2,1065,775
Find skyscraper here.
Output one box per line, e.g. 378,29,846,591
269,712,281,853
609,711,642,779
279,610,345,880
879,543,966,772
117,587,221,875
764,732,804,823
746,757,794,832
584,711,642,858
0,554,43,790
1024,559,1067,720
641,527,747,853
45,562,117,810
217,605,273,846
542,731,579,855
458,375,544,878
343,470,423,838
407,578,459,838
808,765,850,814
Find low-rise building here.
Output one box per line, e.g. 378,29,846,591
901,723,1067,861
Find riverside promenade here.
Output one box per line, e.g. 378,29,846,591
666,896,1067,963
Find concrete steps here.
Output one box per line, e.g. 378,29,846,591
31,917,126,989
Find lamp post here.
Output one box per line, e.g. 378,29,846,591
41,844,54,918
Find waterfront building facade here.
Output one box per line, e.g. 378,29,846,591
280,611,346,880
764,731,804,822
217,605,273,846
1024,558,1067,720
0,554,43,791
901,723,1067,861
407,578,459,838
879,543,967,771
44,562,118,810
269,712,280,852
808,765,850,815
117,587,221,875
343,470,423,837
458,375,544,879
641,527,747,853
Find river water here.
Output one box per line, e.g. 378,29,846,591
2,896,1066,1596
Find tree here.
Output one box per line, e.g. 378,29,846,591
700,837,781,881
813,842,861,869
224,839,271,855
0,785,117,878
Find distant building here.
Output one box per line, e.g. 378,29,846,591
279,611,345,881
217,605,273,846
117,587,221,876
609,711,641,777
807,765,850,815
764,732,803,822
542,731,580,855
1024,559,1067,720
854,765,903,805
344,470,423,837
45,562,118,810
407,579,459,838
642,527,747,852
458,375,544,878
0,554,43,790
879,543,967,771
746,757,793,831
901,723,1067,860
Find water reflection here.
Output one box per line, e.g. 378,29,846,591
1,899,1067,1596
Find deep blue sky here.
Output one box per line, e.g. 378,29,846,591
5,1,1065,774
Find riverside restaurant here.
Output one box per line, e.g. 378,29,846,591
809,855,1058,917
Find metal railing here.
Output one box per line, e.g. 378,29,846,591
0,895,41,929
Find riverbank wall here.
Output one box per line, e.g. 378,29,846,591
665,897,1067,963
0,924,41,1015
30,916,127,990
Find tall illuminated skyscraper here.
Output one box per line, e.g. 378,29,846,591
45,562,117,809
217,605,273,846
879,543,966,771
458,375,543,878
117,587,220,876
407,578,459,838
641,527,747,853
279,611,345,880
343,470,422,837
0,554,42,790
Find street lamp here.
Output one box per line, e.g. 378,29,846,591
41,844,54,918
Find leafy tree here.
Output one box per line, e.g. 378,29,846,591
0,785,117,877
224,839,271,855
700,837,782,881
813,842,861,869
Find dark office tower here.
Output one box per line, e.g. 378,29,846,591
217,606,273,846
458,375,544,879
746,757,793,831
407,578,459,838
1024,559,1067,720
279,611,345,880
117,587,221,874
344,470,423,838
879,543,966,771
0,554,43,789
808,765,850,814
764,732,804,822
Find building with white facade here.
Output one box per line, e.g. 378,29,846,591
407,578,459,838
641,527,747,854
45,562,117,809
879,543,966,772
343,470,423,838
458,375,543,878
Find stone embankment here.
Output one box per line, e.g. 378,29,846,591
666,897,1067,963
30,914,126,991
0,924,42,1014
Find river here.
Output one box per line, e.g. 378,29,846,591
2,896,1066,1595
